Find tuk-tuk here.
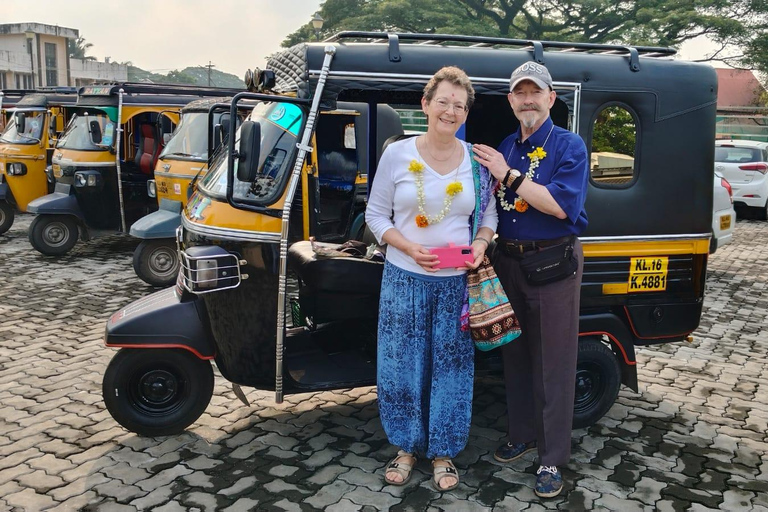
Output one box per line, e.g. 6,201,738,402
129,97,251,287
0,89,78,234
26,83,242,256
102,33,716,437
0,89,35,132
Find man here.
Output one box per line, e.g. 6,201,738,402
472,62,589,498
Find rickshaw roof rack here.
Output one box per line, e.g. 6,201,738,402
16,93,78,108
77,82,246,98
324,31,677,58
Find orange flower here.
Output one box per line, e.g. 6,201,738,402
514,198,529,213
415,214,429,228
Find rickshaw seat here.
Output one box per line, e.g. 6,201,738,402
135,123,160,174
288,240,383,323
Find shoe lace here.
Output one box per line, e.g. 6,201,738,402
537,465,558,475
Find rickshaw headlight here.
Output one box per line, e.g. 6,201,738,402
147,179,157,198
179,245,245,294
7,163,27,176
74,170,101,188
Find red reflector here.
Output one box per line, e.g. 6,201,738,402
739,163,768,174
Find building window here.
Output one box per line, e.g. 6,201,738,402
45,42,58,86
0,73,6,89
15,74,34,89
590,104,638,186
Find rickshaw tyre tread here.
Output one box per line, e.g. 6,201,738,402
133,239,180,287
102,348,214,437
572,337,621,430
0,202,13,235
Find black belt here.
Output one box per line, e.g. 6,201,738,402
497,235,573,255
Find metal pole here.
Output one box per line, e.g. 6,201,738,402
115,89,127,233
274,45,336,403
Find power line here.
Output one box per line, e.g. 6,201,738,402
199,61,216,86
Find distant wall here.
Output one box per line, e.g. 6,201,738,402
70,59,128,85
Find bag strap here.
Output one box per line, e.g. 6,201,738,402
467,142,483,242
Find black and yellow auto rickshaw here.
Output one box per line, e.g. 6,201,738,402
0,89,78,234
128,96,252,286
0,89,35,132
102,34,716,436
26,83,241,256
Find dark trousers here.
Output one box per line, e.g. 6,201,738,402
493,239,583,467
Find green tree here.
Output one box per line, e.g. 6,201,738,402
591,106,636,157
68,36,96,61
161,70,198,85
281,0,768,73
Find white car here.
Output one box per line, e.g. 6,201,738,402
714,139,768,219
711,172,735,253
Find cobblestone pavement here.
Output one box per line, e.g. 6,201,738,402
1,213,767,511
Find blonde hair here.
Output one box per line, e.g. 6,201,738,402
423,66,475,109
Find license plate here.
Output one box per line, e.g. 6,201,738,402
52,163,62,178
628,256,668,292
720,214,731,230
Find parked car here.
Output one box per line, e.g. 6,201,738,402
711,171,735,253
714,139,768,219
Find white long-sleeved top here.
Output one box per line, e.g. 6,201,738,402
365,137,498,276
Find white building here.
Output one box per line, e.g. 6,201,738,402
0,22,126,89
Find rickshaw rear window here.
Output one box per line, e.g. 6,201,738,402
590,105,638,187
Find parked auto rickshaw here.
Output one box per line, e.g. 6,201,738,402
102,34,716,436
0,89,78,234
129,97,252,286
0,89,35,132
26,83,241,256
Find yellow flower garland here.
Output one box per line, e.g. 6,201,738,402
497,146,546,212
409,159,463,228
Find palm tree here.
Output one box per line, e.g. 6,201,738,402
68,36,96,61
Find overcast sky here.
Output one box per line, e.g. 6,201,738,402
6,0,324,76
6,0,719,79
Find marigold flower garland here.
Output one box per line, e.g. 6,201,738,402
409,159,463,227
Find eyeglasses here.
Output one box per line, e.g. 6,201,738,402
433,98,468,114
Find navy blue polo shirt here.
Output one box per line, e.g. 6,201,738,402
496,117,589,240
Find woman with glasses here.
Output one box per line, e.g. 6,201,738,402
366,67,498,491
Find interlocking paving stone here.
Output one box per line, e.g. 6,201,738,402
1,215,768,509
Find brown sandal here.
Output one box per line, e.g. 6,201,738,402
384,450,416,486
431,458,459,491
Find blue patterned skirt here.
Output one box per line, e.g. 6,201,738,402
377,262,474,459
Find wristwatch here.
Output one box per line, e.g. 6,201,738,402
505,168,521,188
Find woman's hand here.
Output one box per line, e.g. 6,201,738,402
404,242,439,272
460,239,488,270
472,144,508,181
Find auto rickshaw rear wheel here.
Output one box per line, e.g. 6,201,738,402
28,214,78,256
0,202,13,235
572,337,621,429
103,348,214,436
133,239,180,287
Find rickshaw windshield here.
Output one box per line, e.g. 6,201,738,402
56,109,116,151
198,101,304,205
160,112,210,161
0,110,45,144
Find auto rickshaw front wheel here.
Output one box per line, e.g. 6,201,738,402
103,348,214,437
28,214,78,256
133,239,180,287
0,202,14,235
572,337,622,429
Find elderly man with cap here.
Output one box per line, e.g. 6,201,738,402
472,62,589,498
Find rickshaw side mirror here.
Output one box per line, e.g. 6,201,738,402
213,123,223,149
237,120,261,183
162,133,172,145
16,112,26,134
89,120,102,145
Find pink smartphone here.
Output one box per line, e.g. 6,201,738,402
429,243,475,269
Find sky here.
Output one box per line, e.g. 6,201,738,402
5,0,325,76
6,0,721,79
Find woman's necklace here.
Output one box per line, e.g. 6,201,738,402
409,144,464,228
420,135,457,163
497,125,554,213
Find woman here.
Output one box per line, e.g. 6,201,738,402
365,67,497,491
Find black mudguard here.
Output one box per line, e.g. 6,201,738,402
579,312,638,391
105,287,216,359
26,182,84,220
0,182,9,201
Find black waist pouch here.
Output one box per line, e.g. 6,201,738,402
518,237,578,286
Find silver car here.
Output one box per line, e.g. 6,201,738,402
711,171,735,253
714,139,768,219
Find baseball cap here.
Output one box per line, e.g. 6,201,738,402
509,62,553,91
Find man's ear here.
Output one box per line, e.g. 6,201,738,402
548,89,557,109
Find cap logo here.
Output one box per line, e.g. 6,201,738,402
514,62,547,77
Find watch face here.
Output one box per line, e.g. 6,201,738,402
512,169,522,178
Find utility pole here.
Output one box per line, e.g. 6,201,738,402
200,61,215,86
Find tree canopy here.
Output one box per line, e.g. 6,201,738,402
68,36,96,61
282,0,768,73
